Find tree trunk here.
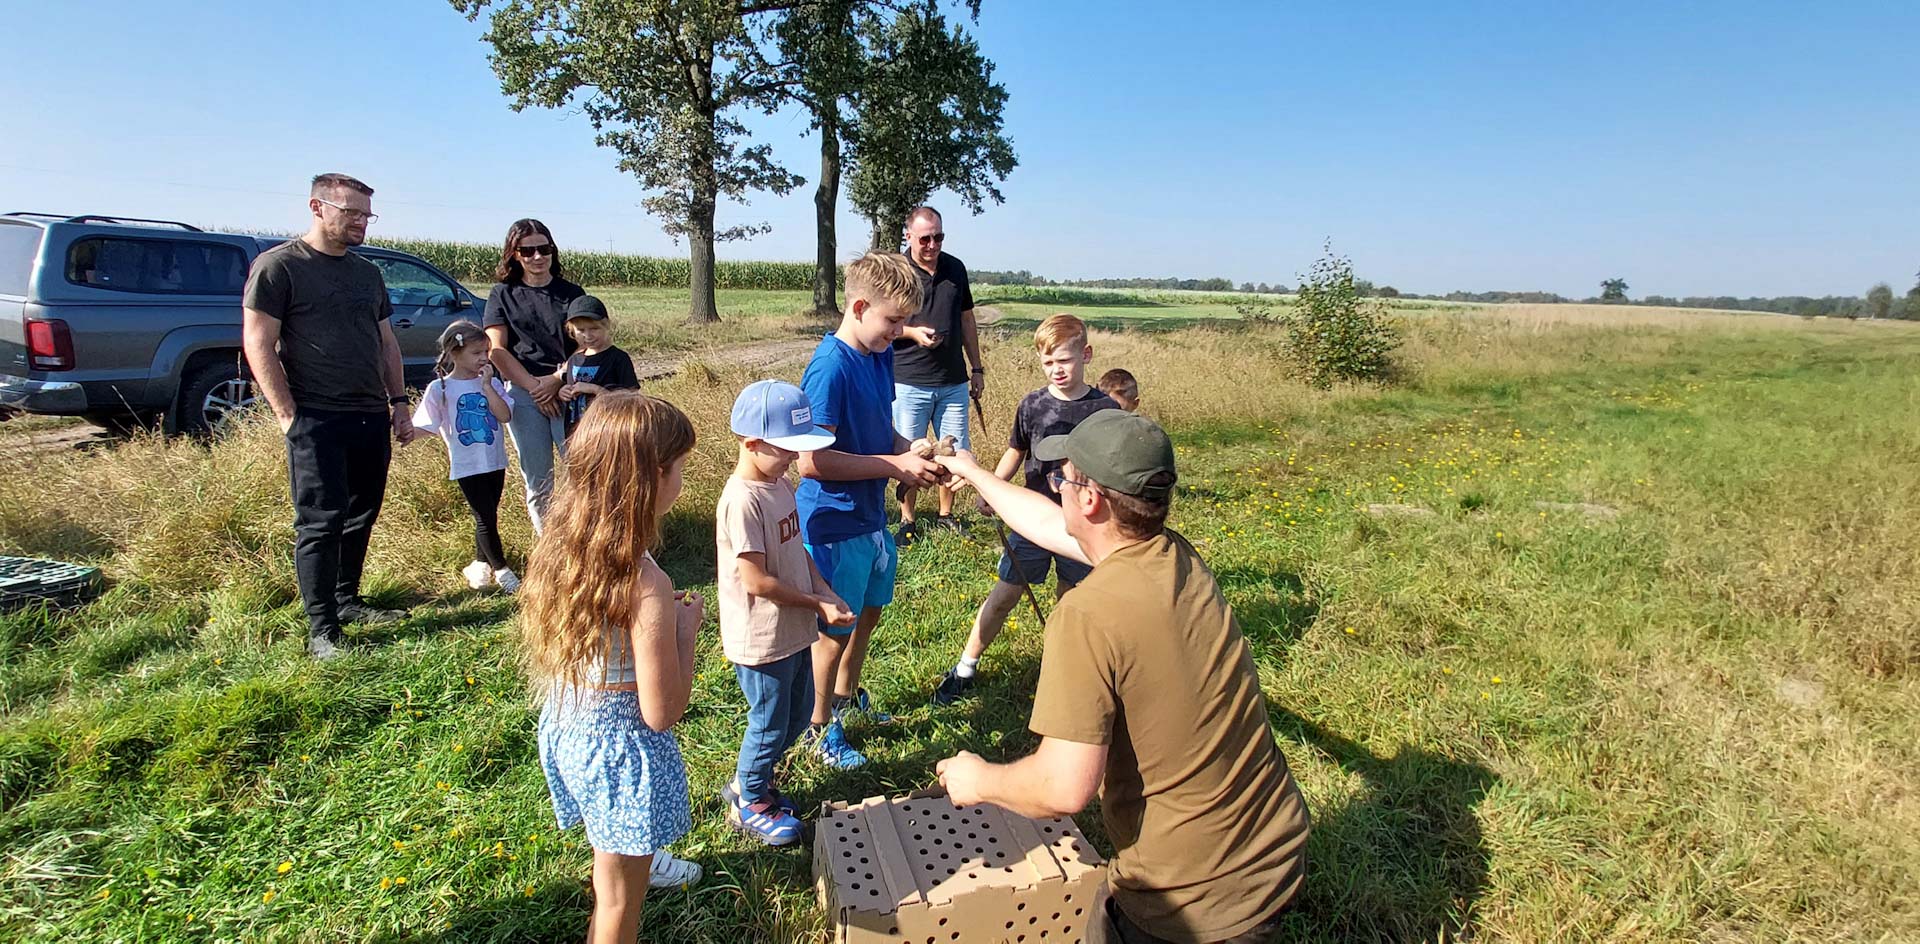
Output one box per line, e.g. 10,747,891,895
688,198,720,325
811,104,841,317
868,213,899,252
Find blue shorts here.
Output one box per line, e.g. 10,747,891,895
893,381,972,452
998,529,1093,587
805,530,898,634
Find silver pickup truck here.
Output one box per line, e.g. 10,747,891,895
0,213,485,435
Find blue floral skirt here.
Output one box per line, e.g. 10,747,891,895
538,689,691,857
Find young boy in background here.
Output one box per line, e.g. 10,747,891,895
794,252,945,768
554,295,639,435
1098,367,1141,412
931,313,1118,706
716,380,855,844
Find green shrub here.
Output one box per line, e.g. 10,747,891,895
1286,246,1401,388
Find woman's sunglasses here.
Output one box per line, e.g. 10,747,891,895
515,244,557,258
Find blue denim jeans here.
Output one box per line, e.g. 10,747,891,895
892,381,972,451
505,380,568,534
733,648,814,804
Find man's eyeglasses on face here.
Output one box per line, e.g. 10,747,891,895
515,244,557,258
315,198,378,224
1047,470,1093,494
914,233,946,246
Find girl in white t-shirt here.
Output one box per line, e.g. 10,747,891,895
410,321,520,592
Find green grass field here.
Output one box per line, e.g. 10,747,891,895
1,295,1915,942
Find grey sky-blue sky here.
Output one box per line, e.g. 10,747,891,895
2,0,1913,297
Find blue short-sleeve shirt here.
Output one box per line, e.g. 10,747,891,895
796,333,896,544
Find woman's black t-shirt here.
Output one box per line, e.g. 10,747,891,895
483,278,585,375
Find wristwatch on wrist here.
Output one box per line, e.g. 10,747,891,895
971,366,985,374
388,395,408,407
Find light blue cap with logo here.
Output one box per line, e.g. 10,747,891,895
729,380,837,451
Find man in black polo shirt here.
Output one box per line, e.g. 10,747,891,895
243,173,412,660
891,206,985,544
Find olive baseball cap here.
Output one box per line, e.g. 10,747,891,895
1032,410,1177,500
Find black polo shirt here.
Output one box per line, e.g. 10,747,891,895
892,251,974,387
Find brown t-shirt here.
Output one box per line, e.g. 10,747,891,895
242,238,393,413
1029,529,1311,943
715,476,818,666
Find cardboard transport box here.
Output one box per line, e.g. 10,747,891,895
813,788,1107,944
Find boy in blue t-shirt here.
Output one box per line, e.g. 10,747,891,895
794,252,945,769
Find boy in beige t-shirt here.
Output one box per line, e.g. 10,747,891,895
717,380,855,845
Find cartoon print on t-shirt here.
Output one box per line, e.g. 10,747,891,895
455,391,497,446
566,362,601,427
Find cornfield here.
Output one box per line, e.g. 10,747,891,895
371,237,825,289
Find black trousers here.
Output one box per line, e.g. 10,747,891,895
285,408,391,639
456,468,508,570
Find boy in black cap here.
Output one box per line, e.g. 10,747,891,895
553,294,640,435
932,411,1311,944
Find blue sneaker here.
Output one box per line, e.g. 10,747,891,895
836,687,896,726
810,720,868,770
721,782,803,847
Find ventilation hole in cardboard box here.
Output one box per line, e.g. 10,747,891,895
1051,912,1061,921
1074,908,1084,916
1017,902,1027,911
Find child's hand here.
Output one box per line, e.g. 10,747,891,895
904,325,940,348
816,594,855,628
673,590,704,634
476,361,494,383
558,383,579,402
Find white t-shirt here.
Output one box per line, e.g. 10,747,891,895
412,376,513,480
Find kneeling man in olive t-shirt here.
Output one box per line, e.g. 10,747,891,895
934,410,1310,944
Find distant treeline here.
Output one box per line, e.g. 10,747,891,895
973,270,1257,293
1402,290,1875,316
976,267,1919,317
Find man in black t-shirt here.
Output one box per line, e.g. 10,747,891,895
243,173,412,660
554,295,639,435
890,206,985,543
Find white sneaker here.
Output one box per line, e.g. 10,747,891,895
648,850,702,888
461,560,491,591
493,568,521,594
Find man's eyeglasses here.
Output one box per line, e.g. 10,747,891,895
315,198,378,224
914,233,946,246
515,244,558,258
1047,470,1093,494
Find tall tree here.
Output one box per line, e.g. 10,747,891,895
771,0,864,316
1866,282,1894,319
1600,278,1630,303
453,0,804,324
846,3,1015,251
1905,270,1920,320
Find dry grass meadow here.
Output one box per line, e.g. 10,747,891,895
1,295,1916,942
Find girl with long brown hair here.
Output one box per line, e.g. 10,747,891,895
522,391,702,942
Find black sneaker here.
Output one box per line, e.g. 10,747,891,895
307,632,344,661
894,521,919,547
336,599,405,625
930,668,975,706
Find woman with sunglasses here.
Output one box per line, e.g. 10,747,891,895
483,218,586,534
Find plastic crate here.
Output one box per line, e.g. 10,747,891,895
0,556,104,611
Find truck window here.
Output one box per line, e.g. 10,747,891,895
0,223,43,297
65,236,247,295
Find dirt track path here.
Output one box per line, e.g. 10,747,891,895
2,337,820,459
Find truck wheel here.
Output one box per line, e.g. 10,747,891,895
175,361,256,436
